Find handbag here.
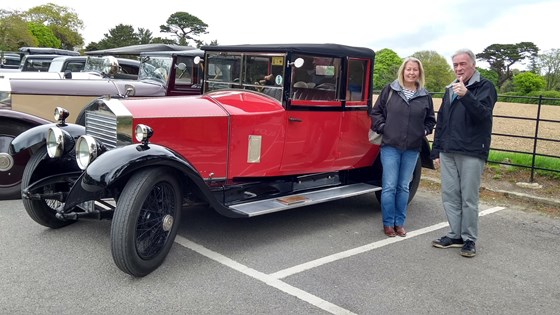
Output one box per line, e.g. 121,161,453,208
368,89,393,145
368,129,383,145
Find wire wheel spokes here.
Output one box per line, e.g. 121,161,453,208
135,182,176,259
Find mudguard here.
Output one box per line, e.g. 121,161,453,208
9,123,85,155
62,143,246,218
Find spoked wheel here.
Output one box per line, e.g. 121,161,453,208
111,167,182,277
21,145,75,228
0,122,31,200
375,157,422,204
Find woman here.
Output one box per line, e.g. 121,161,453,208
370,57,436,237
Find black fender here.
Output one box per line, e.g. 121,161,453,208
63,143,246,218
9,123,85,155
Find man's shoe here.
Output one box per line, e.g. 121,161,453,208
460,240,476,257
432,236,464,248
384,226,396,237
394,226,407,237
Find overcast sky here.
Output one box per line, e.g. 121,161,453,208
9,0,558,69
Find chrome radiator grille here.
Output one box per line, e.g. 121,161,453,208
85,111,117,149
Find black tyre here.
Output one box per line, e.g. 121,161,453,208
111,168,182,277
375,157,422,204
21,145,75,228
0,121,31,200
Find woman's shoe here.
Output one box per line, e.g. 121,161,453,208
394,226,407,237
384,226,396,237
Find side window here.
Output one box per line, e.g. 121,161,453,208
346,59,368,103
291,55,341,103
175,56,195,85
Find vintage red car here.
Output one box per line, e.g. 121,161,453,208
10,43,433,277
0,49,204,200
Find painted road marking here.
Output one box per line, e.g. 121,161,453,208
175,206,506,314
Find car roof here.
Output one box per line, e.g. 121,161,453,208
139,49,204,58
18,47,80,56
85,44,196,56
200,43,375,59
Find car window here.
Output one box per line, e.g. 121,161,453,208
346,58,369,105
290,54,341,105
138,56,173,84
205,52,285,102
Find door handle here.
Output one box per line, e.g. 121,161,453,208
288,117,302,122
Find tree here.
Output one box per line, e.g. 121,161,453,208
96,24,140,49
137,28,153,45
0,10,37,50
24,3,84,49
477,68,499,87
373,48,401,90
160,12,208,47
538,49,560,91
476,42,539,88
28,22,61,48
512,72,546,94
411,50,454,92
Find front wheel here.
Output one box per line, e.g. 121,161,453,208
21,145,75,228
111,167,182,277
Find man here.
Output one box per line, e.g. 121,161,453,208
430,49,497,257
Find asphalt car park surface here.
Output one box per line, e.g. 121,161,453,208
1,188,559,314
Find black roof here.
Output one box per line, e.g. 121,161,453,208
139,49,205,58
18,47,80,56
86,44,196,56
200,43,375,59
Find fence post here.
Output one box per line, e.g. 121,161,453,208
530,95,544,182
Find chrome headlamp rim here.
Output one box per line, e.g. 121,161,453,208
46,127,64,158
75,135,98,170
135,124,153,143
54,107,69,122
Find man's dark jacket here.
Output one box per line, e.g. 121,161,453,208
430,71,497,161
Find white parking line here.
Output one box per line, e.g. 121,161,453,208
174,206,505,315
174,236,356,315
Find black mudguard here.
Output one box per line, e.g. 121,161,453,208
62,143,246,218
9,123,85,155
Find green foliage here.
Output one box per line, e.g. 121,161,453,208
498,91,560,105
488,151,560,179
0,11,37,50
412,50,454,92
23,3,84,49
477,67,499,87
373,48,401,90
538,49,560,91
512,72,546,94
96,24,140,49
160,12,208,47
476,42,540,89
28,22,61,48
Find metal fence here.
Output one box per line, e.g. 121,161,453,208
430,93,560,182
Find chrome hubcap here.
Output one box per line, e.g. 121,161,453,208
162,214,174,232
0,153,13,172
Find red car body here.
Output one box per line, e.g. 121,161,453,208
10,43,433,277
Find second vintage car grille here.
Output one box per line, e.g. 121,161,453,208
85,111,117,149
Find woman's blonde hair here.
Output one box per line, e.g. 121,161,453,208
397,57,425,89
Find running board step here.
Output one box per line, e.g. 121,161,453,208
230,183,381,217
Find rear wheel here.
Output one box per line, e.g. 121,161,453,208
111,168,182,277
0,121,31,200
21,145,75,228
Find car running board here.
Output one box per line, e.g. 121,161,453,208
229,183,381,217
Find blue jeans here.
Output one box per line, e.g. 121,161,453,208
380,145,419,227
